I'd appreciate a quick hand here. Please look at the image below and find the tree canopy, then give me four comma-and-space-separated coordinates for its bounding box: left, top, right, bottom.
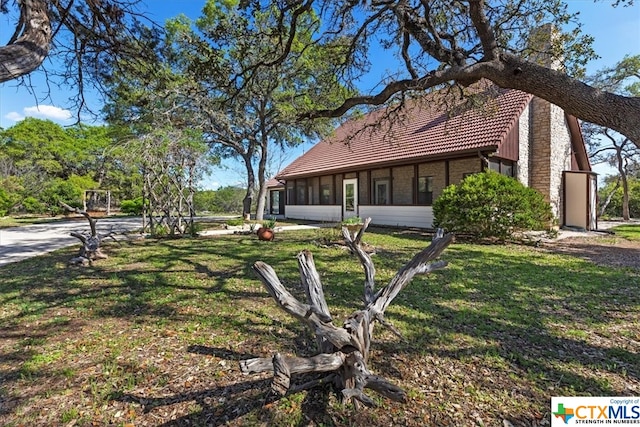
0, 118, 141, 214
220, 0, 640, 145
0, 0, 159, 117
2, 1, 639, 145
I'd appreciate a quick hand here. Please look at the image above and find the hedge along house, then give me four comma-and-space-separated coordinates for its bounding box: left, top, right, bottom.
271, 84, 595, 230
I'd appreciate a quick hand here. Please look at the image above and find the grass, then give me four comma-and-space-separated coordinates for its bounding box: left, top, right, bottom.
0, 215, 60, 228
612, 224, 640, 241
0, 227, 638, 426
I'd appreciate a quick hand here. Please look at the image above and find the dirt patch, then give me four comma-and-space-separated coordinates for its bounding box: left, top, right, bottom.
541, 235, 640, 269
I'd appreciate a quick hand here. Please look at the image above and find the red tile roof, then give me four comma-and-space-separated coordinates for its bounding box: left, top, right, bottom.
266, 178, 284, 188
277, 86, 533, 179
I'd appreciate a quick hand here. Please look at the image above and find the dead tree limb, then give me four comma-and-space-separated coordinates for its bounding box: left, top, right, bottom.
242, 218, 454, 407
60, 202, 109, 265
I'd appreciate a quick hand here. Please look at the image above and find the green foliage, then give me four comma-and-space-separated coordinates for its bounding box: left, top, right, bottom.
433, 171, 553, 240
42, 175, 98, 215
341, 216, 363, 225
599, 178, 640, 218
0, 188, 11, 216
262, 216, 276, 229
21, 197, 45, 214
0, 119, 142, 215
0, 177, 22, 216
195, 187, 246, 214
120, 197, 145, 215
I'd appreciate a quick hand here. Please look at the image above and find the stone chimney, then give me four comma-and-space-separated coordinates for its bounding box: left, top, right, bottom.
526, 24, 572, 220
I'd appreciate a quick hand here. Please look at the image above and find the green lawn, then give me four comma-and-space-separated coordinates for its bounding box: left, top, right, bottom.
612, 223, 640, 241
0, 227, 638, 426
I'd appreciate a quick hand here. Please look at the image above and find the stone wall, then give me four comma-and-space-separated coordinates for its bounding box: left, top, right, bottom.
392, 165, 414, 204
448, 157, 482, 185
528, 97, 573, 219
517, 103, 531, 186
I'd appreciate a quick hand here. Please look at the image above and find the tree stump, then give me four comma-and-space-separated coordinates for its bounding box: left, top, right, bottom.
241, 217, 454, 407
60, 202, 111, 265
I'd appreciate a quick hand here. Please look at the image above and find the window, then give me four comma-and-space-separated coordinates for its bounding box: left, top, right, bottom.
320, 184, 331, 205
374, 179, 389, 205
417, 176, 433, 205
488, 158, 515, 177
270, 191, 280, 214
296, 179, 307, 205
286, 182, 295, 205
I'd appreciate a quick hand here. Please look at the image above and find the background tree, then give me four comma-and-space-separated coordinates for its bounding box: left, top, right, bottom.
584, 55, 640, 220
598, 175, 640, 219
161, 1, 351, 220
0, 118, 141, 214
194, 187, 246, 214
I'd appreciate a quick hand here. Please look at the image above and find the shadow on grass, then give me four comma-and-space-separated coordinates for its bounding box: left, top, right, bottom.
0, 229, 638, 425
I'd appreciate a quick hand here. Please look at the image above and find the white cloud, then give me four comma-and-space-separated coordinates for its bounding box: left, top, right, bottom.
23, 105, 73, 121
4, 111, 24, 122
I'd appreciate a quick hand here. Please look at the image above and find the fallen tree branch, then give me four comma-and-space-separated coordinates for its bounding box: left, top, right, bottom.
60, 201, 107, 265
242, 218, 453, 406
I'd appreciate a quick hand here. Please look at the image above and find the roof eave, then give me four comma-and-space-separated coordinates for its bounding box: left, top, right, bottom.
276, 145, 499, 180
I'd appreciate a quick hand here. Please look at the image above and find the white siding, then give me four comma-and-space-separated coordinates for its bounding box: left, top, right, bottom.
359, 206, 434, 229
285, 205, 342, 222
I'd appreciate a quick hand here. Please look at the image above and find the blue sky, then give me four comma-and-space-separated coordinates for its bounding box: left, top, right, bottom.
1, 1, 639, 187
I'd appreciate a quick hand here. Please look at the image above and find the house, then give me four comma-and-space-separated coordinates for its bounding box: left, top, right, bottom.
269, 84, 597, 230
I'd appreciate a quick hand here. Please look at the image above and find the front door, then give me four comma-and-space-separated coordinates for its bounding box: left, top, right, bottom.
342, 178, 358, 219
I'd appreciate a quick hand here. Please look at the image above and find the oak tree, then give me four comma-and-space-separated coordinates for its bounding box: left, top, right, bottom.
237, 0, 640, 146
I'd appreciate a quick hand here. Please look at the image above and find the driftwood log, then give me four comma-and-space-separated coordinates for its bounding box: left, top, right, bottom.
241, 217, 454, 407
60, 202, 110, 265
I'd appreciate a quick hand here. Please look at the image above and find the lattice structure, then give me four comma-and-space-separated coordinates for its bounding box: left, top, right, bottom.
139, 133, 198, 236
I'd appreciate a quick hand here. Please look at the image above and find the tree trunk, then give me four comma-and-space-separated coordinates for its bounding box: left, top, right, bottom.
599, 178, 620, 218
614, 143, 631, 221
0, 0, 51, 83
486, 54, 640, 147
241, 219, 454, 407
242, 155, 255, 221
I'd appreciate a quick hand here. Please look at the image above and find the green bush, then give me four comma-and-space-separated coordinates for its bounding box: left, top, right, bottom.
225, 218, 245, 227
598, 178, 640, 218
433, 170, 553, 240
120, 197, 145, 215
21, 197, 46, 214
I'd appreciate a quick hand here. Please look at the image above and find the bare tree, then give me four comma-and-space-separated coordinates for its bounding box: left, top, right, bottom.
242, 219, 454, 406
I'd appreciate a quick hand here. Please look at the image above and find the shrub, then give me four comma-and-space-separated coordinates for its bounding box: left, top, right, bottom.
433, 170, 553, 240
21, 197, 46, 214
225, 218, 245, 227
120, 197, 145, 215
